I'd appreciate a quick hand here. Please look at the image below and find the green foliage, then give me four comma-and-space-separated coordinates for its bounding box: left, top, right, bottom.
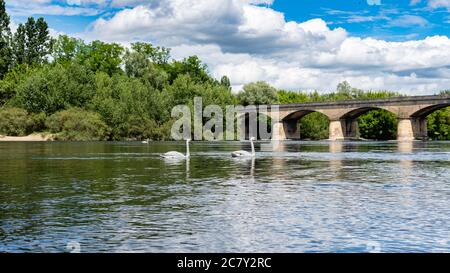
427, 107, 450, 140
278, 90, 311, 103
279, 83, 404, 140
165, 74, 235, 108
12, 24, 26, 65
0, 0, 448, 142
220, 75, 231, 90
0, 0, 12, 79
0, 64, 31, 105
77, 40, 124, 76
15, 63, 95, 114
358, 110, 398, 140
237, 81, 278, 105
12, 17, 53, 67
0, 107, 29, 136
52, 35, 85, 64
123, 43, 169, 90
126, 42, 171, 66
0, 107, 40, 136
300, 113, 329, 140
167, 56, 211, 84
90, 73, 172, 140
46, 108, 109, 141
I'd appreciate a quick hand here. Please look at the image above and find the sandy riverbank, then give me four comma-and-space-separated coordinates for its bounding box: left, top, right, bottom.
0, 134, 53, 142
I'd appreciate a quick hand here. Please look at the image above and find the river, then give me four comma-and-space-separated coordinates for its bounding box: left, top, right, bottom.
0, 141, 449, 252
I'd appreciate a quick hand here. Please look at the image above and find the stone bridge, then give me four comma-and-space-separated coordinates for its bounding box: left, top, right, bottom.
249, 94, 450, 141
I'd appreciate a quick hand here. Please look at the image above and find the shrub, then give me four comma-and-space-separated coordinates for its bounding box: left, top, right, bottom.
0, 107, 30, 136
300, 112, 329, 140
428, 107, 450, 140
15, 63, 95, 114
46, 108, 110, 141
358, 110, 398, 140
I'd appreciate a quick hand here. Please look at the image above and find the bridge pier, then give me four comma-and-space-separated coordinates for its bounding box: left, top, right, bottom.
397, 119, 414, 141
397, 117, 428, 141
256, 95, 449, 142
411, 117, 428, 140
342, 118, 360, 139
329, 120, 345, 141
272, 120, 286, 140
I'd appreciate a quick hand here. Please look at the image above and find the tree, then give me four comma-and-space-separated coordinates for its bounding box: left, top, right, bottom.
15, 63, 95, 114
123, 42, 168, 89
128, 42, 171, 65
300, 113, 329, 140
167, 55, 211, 84
77, 40, 124, 76
0, 65, 31, 105
25, 17, 53, 65
220, 75, 231, 90
46, 108, 110, 141
237, 81, 278, 105
358, 110, 398, 140
12, 24, 26, 65
0, 0, 12, 78
427, 107, 450, 140
12, 17, 53, 66
52, 35, 85, 64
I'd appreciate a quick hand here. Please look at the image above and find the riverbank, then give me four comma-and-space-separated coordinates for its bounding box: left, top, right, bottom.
0, 134, 53, 142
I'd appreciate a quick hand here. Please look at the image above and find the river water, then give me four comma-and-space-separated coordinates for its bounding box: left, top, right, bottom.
0, 141, 449, 253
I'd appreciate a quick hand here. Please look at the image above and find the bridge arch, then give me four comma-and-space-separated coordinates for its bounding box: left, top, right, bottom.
410, 103, 450, 118
339, 106, 397, 120
336, 107, 399, 140
281, 110, 331, 140
406, 103, 450, 140
253, 94, 450, 141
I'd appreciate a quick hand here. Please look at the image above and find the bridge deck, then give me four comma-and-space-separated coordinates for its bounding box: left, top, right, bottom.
256, 94, 450, 110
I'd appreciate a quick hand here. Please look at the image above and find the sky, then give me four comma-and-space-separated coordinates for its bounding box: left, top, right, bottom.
4, 0, 450, 94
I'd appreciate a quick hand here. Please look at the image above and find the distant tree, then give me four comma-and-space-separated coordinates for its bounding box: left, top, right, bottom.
167, 56, 211, 84
300, 113, 329, 140
220, 75, 231, 90
12, 24, 26, 65
77, 40, 124, 76
427, 107, 450, 140
52, 35, 85, 64
128, 42, 171, 65
12, 17, 53, 66
0, 0, 12, 78
237, 81, 278, 105
123, 42, 169, 89
0, 65, 31, 105
15, 63, 95, 114
358, 110, 398, 140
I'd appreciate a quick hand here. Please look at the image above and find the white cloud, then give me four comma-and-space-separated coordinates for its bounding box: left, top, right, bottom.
6, 0, 102, 16
367, 0, 382, 6
9, 0, 450, 95
388, 15, 429, 27
410, 0, 450, 9
428, 0, 450, 9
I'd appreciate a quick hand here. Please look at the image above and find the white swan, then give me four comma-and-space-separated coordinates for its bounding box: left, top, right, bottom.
232, 137, 256, 158
161, 139, 191, 159
142, 138, 150, 144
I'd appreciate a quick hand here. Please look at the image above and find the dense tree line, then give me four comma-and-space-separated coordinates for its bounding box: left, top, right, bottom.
0, 2, 448, 140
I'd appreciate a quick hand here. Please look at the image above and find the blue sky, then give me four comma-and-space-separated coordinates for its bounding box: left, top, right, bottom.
4, 0, 450, 94
7, 0, 450, 40
273, 0, 450, 40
